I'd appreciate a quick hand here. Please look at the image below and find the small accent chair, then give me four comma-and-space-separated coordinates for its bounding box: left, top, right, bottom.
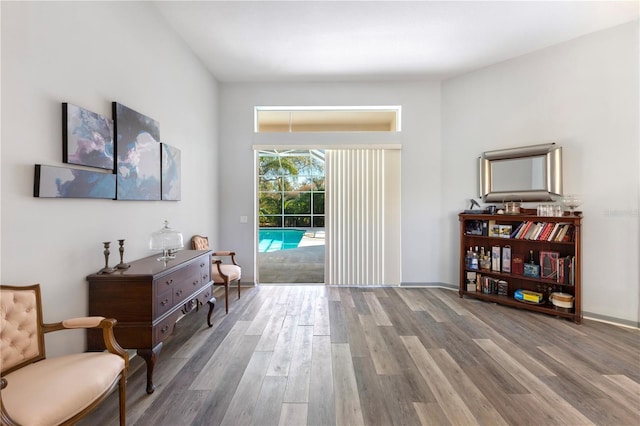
191, 235, 241, 315
0, 284, 129, 426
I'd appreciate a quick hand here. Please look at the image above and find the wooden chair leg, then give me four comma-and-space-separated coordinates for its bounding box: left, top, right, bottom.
118, 374, 127, 426
237, 279, 241, 299
224, 282, 229, 313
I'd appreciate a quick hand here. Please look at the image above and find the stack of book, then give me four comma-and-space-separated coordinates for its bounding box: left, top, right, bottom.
510, 221, 575, 242
476, 274, 509, 295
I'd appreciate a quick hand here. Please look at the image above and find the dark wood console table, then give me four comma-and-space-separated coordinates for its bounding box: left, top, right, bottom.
87, 250, 215, 394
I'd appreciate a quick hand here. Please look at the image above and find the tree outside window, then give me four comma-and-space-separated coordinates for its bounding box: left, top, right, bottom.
258, 150, 324, 229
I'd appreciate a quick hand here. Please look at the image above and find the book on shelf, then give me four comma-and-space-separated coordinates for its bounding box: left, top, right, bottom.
539, 223, 555, 240
517, 222, 529, 239
532, 223, 545, 240
547, 223, 561, 241
563, 226, 575, 242
553, 255, 576, 284
553, 224, 575, 242
512, 254, 525, 275
476, 274, 503, 295
497, 280, 509, 296
524, 222, 539, 240
510, 222, 525, 238
509, 221, 576, 242
566, 255, 576, 285
556, 225, 568, 241
570, 256, 575, 285
514, 221, 532, 239
536, 223, 547, 240
527, 222, 546, 240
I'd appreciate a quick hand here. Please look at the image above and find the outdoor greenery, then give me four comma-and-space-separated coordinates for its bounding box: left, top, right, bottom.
258, 151, 325, 228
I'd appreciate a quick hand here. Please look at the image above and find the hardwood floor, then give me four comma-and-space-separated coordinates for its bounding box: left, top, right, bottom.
81, 285, 640, 426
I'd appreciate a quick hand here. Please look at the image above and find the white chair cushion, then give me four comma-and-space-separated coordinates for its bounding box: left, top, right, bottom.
212, 264, 241, 283
2, 352, 125, 426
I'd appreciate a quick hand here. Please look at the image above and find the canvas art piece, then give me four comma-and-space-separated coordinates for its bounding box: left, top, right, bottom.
34, 164, 116, 199
113, 102, 161, 200
62, 103, 114, 170
161, 143, 181, 201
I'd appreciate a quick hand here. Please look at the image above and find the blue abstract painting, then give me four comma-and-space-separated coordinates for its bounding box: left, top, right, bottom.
62, 103, 114, 170
161, 143, 181, 201
113, 102, 161, 200
34, 165, 116, 199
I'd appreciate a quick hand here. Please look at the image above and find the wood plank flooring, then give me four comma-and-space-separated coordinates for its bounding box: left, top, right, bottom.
80, 285, 640, 426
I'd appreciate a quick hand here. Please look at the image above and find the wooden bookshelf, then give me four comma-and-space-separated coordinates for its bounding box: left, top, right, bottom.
459, 211, 582, 323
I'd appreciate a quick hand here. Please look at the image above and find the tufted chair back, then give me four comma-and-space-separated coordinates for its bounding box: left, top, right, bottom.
1, 284, 129, 425
192, 235, 210, 250
0, 285, 45, 375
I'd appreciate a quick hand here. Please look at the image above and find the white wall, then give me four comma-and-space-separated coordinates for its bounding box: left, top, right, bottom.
442, 21, 639, 325
218, 81, 443, 285
1, 1, 220, 355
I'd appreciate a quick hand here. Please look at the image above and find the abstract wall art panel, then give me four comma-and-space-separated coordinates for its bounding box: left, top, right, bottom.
113, 102, 161, 200
161, 143, 181, 201
62, 103, 115, 170
34, 164, 116, 199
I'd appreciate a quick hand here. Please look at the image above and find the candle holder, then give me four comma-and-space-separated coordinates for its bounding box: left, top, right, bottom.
97, 241, 116, 274
116, 239, 131, 269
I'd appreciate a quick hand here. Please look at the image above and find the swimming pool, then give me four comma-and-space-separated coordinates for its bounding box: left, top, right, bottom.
259, 228, 305, 252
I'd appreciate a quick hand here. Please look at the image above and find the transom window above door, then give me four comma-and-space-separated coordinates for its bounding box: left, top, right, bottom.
254, 106, 401, 132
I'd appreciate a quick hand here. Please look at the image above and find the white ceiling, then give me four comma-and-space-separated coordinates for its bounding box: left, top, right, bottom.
154, 1, 639, 83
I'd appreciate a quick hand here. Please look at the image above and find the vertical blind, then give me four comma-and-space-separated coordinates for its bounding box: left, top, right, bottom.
325, 148, 401, 285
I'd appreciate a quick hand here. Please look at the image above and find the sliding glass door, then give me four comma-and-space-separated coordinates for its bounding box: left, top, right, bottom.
256, 147, 401, 286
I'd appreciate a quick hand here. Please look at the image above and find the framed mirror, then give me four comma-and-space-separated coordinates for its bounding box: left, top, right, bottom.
479, 143, 562, 202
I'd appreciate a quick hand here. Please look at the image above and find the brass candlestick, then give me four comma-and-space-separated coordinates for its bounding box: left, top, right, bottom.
98, 241, 116, 274
116, 239, 131, 269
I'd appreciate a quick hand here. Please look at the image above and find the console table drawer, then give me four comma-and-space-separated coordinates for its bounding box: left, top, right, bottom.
173, 270, 201, 305
198, 259, 210, 283
156, 289, 173, 317
155, 310, 181, 343
155, 262, 198, 291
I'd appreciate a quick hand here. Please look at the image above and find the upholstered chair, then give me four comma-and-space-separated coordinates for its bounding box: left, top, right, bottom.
191, 235, 242, 315
1, 284, 128, 426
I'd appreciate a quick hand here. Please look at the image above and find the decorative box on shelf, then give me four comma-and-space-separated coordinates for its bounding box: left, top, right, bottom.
514, 289, 543, 304
523, 263, 540, 278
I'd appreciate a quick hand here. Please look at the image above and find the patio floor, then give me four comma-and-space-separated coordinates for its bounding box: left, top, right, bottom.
258, 234, 325, 283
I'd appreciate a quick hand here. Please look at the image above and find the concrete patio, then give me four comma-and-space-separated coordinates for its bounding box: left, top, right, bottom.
258, 234, 325, 283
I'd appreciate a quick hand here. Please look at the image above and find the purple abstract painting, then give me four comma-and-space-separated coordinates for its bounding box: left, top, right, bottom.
62, 103, 114, 170
34, 164, 116, 199
113, 102, 161, 200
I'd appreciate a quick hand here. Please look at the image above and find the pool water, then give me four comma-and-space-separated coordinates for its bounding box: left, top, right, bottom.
259, 228, 305, 252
